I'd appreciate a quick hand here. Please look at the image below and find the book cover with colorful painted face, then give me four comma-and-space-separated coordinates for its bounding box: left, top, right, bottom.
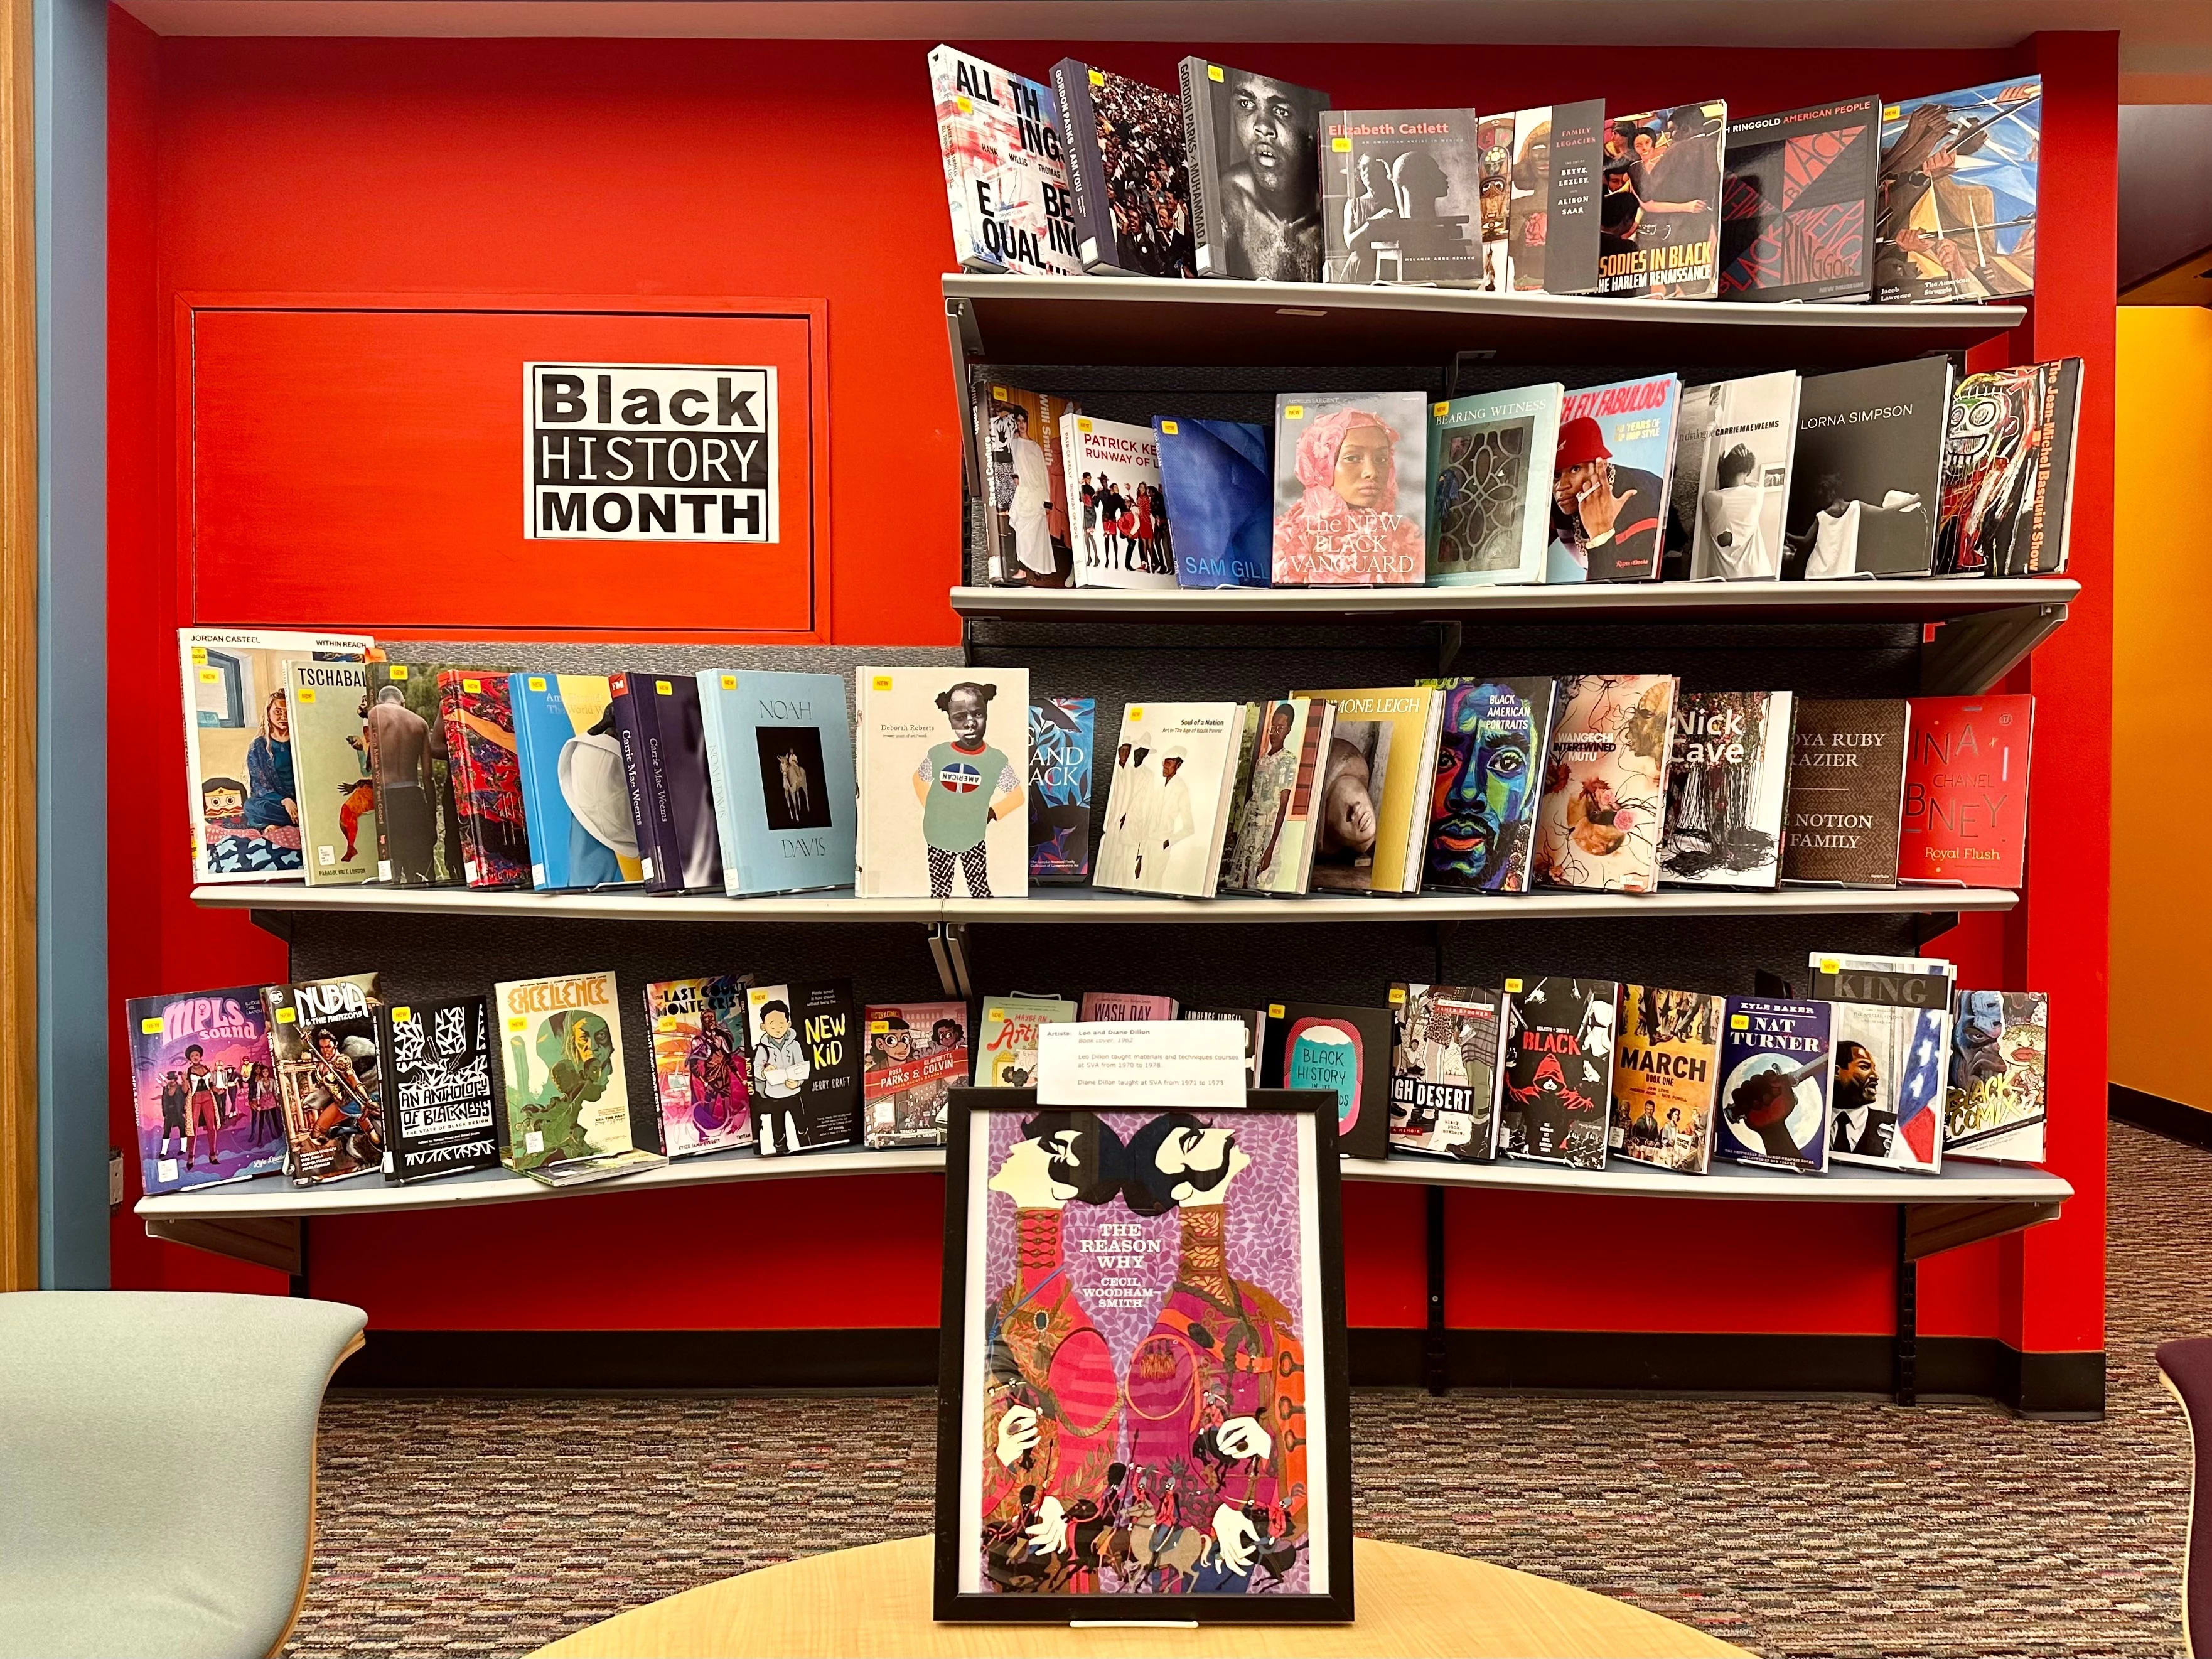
863, 1001, 970, 1149
495, 970, 634, 1173
1946, 989, 2048, 1163
1609, 985, 1723, 1174
1532, 674, 1678, 894
645, 975, 753, 1158
1421, 677, 1555, 894
286, 660, 378, 888
127, 986, 286, 1196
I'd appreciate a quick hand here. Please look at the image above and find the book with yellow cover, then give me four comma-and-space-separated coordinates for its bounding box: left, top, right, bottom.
1287, 685, 1443, 893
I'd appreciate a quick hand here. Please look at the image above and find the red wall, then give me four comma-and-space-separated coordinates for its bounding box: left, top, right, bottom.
107, 22, 2113, 1354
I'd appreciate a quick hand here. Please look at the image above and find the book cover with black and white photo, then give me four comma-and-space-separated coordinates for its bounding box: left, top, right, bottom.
1093, 701, 1244, 898
1659, 690, 1796, 890
1320, 108, 1485, 287
1666, 372, 1801, 581
1784, 358, 1951, 579
1051, 59, 1196, 278
1179, 56, 1329, 283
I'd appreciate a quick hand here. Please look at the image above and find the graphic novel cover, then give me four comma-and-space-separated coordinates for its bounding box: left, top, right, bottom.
747, 980, 862, 1157
1781, 698, 1910, 887
286, 660, 377, 889
1828, 997, 1949, 1174
1547, 376, 1681, 583
1946, 989, 2048, 1164
1388, 982, 1501, 1162
1271, 392, 1429, 588
1714, 996, 1832, 1173
1262, 1002, 1392, 1160
1497, 976, 1617, 1169
377, 996, 499, 1183
127, 985, 286, 1196
1179, 56, 1329, 282
1418, 676, 1557, 895
1221, 698, 1332, 897
1935, 358, 2081, 578
439, 669, 530, 890
864, 1001, 969, 1149
1080, 992, 1180, 1022
495, 969, 663, 1188
699, 669, 856, 898
1877, 78, 2041, 304
1719, 95, 1882, 303
265, 972, 384, 1188
1481, 102, 1604, 294
1609, 985, 1722, 1174
1093, 702, 1243, 899
1428, 384, 1562, 586
1320, 107, 1485, 287
1289, 685, 1441, 895
1667, 372, 1801, 581
975, 995, 1077, 1088
180, 628, 372, 883
509, 673, 645, 892
1065, 416, 1176, 591
624, 671, 723, 894
1659, 690, 1796, 890
1784, 359, 1950, 579
1029, 697, 1095, 884
1154, 417, 1271, 589
366, 657, 480, 888
1599, 101, 1727, 299
856, 667, 1030, 900
1051, 60, 1195, 278
928, 45, 1081, 277
981, 385, 1078, 587
645, 975, 753, 1158
1900, 695, 2034, 889
1183, 1007, 1267, 1086
1532, 674, 1678, 894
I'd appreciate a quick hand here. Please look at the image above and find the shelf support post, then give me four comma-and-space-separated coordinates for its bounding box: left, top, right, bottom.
1424, 1184, 1449, 1397
1894, 1205, 1917, 1407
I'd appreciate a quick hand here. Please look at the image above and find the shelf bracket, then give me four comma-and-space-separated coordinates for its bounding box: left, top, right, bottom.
930, 923, 975, 1001
948, 298, 983, 498
1432, 620, 1464, 676
1918, 601, 2068, 696
245, 907, 293, 943
1903, 1198, 2064, 1262
144, 1213, 302, 1276
1912, 910, 1961, 948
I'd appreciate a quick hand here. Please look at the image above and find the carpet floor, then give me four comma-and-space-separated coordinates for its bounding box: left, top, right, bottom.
287, 1122, 2194, 1656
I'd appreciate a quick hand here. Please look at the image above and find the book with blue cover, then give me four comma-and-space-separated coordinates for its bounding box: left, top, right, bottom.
509, 672, 645, 893
1715, 996, 1833, 1174
1154, 416, 1271, 588
699, 669, 856, 897
1028, 697, 1094, 884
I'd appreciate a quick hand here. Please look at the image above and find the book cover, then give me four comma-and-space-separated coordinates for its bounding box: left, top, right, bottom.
1289, 685, 1441, 894
1221, 697, 1333, 896
1947, 989, 2048, 1163
608, 673, 676, 893
1936, 359, 2077, 578
632, 672, 724, 894
377, 996, 500, 1183
1050, 60, 1195, 278
855, 667, 1029, 899
1262, 1001, 1393, 1160
494, 969, 662, 1186
1428, 384, 1563, 586
974, 994, 1076, 1088
1610, 985, 1723, 1174
180, 628, 373, 883
265, 972, 384, 1187
1418, 676, 1557, 894
366, 657, 480, 888
1876, 78, 2041, 304
1092, 701, 1243, 898
1533, 674, 1678, 894
1320, 107, 1485, 287
747, 980, 862, 1157
1659, 690, 1796, 890
1028, 697, 1095, 884
863, 1001, 970, 1149
127, 985, 286, 1196
1497, 976, 1618, 1169
2024, 357, 2083, 576
1179, 56, 1329, 282
699, 670, 856, 898
1484, 102, 1604, 295
286, 660, 377, 889
1079, 991, 1180, 1021
1828, 999, 1949, 1174
1064, 415, 1176, 590
644, 975, 753, 1157
1808, 950, 1958, 1009
927, 45, 1081, 277
1781, 698, 1910, 887
1599, 101, 1728, 299
439, 670, 530, 891
1719, 95, 1882, 303
1666, 371, 1801, 581
1714, 996, 1832, 1173
1547, 376, 1681, 583
1182, 1006, 1267, 1085
1784, 359, 1950, 579
1901, 695, 2034, 888
1272, 392, 1429, 587
1154, 416, 1271, 589
509, 673, 645, 892
1389, 982, 1501, 1162
980, 385, 1078, 587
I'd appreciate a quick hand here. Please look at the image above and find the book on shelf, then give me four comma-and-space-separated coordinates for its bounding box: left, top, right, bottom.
855, 667, 1029, 901
1427, 384, 1562, 587
1389, 982, 1503, 1162
366, 657, 481, 889
1482, 102, 1604, 295
1876, 77, 2041, 304
1810, 952, 1955, 1174
1063, 416, 1176, 592
699, 669, 856, 898
1714, 996, 1832, 1174
1028, 697, 1095, 885
974, 994, 1077, 1088
1547, 375, 1680, 584
611, 671, 723, 895
1220, 697, 1333, 897
1079, 991, 1180, 1021
978, 384, 1080, 588
1658, 690, 1796, 891
1532, 674, 1679, 895
1718, 95, 1882, 304
1417, 677, 1557, 895
1319, 107, 1486, 287
1935, 357, 2081, 578
265, 972, 385, 1188
1154, 417, 1271, 589
747, 980, 862, 1157
926, 45, 1081, 277
645, 975, 754, 1158
1093, 701, 1243, 899
1182, 1006, 1267, 1085
1050, 59, 1196, 279
1609, 985, 1724, 1174
1497, 976, 1618, 1169
862, 1000, 969, 1149
1899, 695, 2033, 889
509, 673, 645, 893
377, 995, 501, 1183
1272, 392, 1429, 588
494, 969, 665, 1188
1780, 698, 1909, 888
1287, 684, 1442, 896
1946, 989, 2048, 1164
1178, 56, 1329, 283
439, 670, 531, 891
286, 660, 377, 889
127, 984, 288, 1196
1783, 358, 1950, 580
1665, 370, 1801, 582
1262, 1001, 1392, 1160
1598, 101, 1728, 301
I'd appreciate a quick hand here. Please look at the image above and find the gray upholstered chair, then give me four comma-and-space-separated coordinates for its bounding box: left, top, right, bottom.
0, 1290, 367, 1659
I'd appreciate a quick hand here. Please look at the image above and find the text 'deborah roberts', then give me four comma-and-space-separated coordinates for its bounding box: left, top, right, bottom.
525, 363, 779, 542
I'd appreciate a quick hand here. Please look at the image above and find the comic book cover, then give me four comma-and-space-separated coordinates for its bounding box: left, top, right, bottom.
127, 985, 286, 1196
1665, 371, 1800, 581
366, 657, 484, 888
1783, 359, 1950, 579
644, 975, 753, 1158
980, 385, 1078, 587
1599, 101, 1728, 299
1947, 989, 2048, 1163
1719, 95, 1882, 304
1154, 417, 1271, 589
747, 980, 862, 1157
1497, 976, 1618, 1169
494, 969, 664, 1187
1092, 702, 1243, 899
286, 660, 377, 889
376, 996, 499, 1183
1288, 686, 1442, 894
856, 667, 1030, 900
1532, 674, 1678, 894
1182, 1006, 1267, 1086
1051, 60, 1195, 278
1418, 677, 1557, 894
1935, 359, 2080, 578
1221, 697, 1333, 897
1609, 985, 1723, 1174
509, 672, 645, 892
1547, 376, 1680, 583
1262, 1001, 1393, 1160
438, 669, 530, 890
1660, 690, 1796, 890
180, 628, 373, 883
1828, 998, 1950, 1174
1271, 392, 1429, 587
1714, 996, 1832, 1173
1320, 107, 1485, 287
699, 668, 856, 898
1179, 56, 1329, 282
863, 1001, 970, 1149
974, 994, 1076, 1088
1900, 695, 2034, 889
1388, 982, 1501, 1162
264, 972, 384, 1188
1428, 384, 1562, 586
1029, 697, 1095, 884
1876, 78, 2041, 304
928, 45, 1081, 277
1781, 698, 1911, 887
1482, 101, 1604, 294
1064, 416, 1176, 591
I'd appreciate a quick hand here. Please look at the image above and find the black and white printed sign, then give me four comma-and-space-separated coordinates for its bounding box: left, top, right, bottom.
525, 363, 778, 542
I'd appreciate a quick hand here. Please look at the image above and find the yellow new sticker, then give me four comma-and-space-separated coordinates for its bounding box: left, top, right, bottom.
656, 680, 673, 695
1731, 1013, 1749, 1029
722, 674, 739, 690
1208, 64, 1223, 80
508, 1016, 528, 1032
1331, 136, 1351, 151
390, 665, 409, 680
1159, 419, 1178, 435
296, 687, 316, 704
276, 1007, 297, 1024
1089, 68, 1105, 85
199, 668, 221, 683
1432, 401, 1449, 416
868, 1019, 890, 1034
992, 385, 1009, 399
1268, 1003, 1286, 1019
528, 676, 547, 692
140, 1016, 164, 1034
1388, 987, 1406, 1004
956, 95, 972, 114
1078, 418, 1093, 432
986, 1007, 1004, 1021
391, 1006, 411, 1023
1284, 404, 1304, 419
1819, 958, 1840, 974
462, 677, 481, 692
872, 675, 893, 692
1505, 978, 1523, 992
1128, 706, 1143, 721
191, 647, 208, 663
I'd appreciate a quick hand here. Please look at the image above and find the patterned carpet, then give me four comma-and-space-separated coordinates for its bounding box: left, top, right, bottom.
287, 1122, 2197, 1656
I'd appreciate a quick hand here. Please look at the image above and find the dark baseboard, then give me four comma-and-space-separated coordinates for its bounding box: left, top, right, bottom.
2111, 1082, 2212, 1150
335, 1326, 2104, 1416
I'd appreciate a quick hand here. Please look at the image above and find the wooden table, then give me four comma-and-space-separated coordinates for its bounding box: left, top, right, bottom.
533, 1535, 1748, 1658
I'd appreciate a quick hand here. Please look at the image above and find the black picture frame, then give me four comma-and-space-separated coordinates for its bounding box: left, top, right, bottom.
932, 1087, 1353, 1624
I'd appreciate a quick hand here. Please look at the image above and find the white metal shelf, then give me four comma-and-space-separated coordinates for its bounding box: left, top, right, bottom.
191, 883, 939, 923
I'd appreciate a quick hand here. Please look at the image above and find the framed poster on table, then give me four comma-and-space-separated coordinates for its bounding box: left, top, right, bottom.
933, 1087, 1353, 1624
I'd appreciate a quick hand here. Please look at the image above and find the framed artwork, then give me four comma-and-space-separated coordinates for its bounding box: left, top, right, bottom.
933, 1088, 1353, 1623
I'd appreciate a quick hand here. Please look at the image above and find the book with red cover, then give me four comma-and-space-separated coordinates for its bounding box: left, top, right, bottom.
1899, 695, 2034, 888
438, 670, 530, 890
